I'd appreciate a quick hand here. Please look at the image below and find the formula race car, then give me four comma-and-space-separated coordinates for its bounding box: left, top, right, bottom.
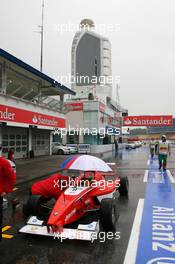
20, 156, 129, 241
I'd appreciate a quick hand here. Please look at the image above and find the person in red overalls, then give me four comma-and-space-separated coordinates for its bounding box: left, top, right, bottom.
8, 148, 15, 162
0, 148, 16, 241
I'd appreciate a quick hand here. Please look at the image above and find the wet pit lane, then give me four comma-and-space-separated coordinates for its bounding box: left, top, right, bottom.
1, 146, 174, 264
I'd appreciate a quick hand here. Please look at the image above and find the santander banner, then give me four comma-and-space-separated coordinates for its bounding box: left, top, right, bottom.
65, 102, 83, 111
0, 104, 65, 128
123, 115, 173, 127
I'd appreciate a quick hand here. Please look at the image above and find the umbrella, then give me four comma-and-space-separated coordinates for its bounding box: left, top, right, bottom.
60, 155, 112, 172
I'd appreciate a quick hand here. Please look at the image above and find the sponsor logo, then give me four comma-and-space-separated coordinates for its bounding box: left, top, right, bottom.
0, 107, 15, 121
152, 206, 175, 253
65, 186, 88, 195
36, 115, 58, 126
32, 115, 58, 126
124, 118, 132, 125
31, 226, 38, 231
147, 257, 175, 264
65, 208, 76, 222
0, 104, 65, 128
65, 102, 83, 111
123, 115, 173, 127
32, 116, 38, 124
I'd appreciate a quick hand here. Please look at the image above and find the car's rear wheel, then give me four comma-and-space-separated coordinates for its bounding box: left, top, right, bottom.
118, 176, 129, 196
57, 149, 64, 155
23, 195, 51, 221
100, 198, 118, 231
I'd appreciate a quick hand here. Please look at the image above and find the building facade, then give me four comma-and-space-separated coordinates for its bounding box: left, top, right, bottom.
0, 49, 75, 158
64, 19, 128, 152
71, 19, 112, 103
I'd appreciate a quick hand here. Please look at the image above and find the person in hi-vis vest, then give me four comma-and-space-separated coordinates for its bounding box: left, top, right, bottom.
158, 135, 171, 171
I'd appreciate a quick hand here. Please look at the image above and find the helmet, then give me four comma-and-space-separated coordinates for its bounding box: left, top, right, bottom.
85, 171, 94, 179
161, 135, 166, 139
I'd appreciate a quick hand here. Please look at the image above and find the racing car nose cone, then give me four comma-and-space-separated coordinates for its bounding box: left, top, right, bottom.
53, 212, 59, 216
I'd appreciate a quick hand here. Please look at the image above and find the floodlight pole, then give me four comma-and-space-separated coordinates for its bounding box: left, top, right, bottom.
40, 0, 44, 72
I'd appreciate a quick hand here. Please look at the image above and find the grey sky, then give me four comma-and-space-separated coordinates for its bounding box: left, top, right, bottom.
0, 0, 175, 115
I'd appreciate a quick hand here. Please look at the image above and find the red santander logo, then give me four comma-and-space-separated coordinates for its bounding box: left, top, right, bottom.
123, 115, 173, 127
32, 116, 38, 124
0, 104, 65, 128
0, 107, 16, 121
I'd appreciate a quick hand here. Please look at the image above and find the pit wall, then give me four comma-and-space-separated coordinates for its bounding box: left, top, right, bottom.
90, 143, 125, 155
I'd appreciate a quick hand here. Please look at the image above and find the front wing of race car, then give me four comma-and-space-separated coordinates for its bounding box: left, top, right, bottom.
19, 216, 100, 242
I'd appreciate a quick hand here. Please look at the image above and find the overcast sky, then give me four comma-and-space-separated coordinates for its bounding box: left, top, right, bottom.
0, 0, 175, 115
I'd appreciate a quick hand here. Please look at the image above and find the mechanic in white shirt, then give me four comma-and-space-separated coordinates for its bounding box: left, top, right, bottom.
158, 135, 171, 171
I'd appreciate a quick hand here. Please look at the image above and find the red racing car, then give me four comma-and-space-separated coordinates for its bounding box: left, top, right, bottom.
21, 163, 129, 241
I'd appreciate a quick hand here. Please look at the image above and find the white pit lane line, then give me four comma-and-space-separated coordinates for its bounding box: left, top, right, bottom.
143, 170, 148, 183
123, 199, 144, 264
167, 169, 175, 183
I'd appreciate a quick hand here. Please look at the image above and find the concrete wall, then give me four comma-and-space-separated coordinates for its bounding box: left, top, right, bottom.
90, 144, 113, 154
90, 143, 125, 155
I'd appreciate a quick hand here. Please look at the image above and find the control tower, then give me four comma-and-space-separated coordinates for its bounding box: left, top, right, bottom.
71, 19, 112, 103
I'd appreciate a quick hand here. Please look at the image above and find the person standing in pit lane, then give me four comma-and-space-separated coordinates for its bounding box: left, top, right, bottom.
158, 135, 171, 171
154, 140, 159, 155
149, 138, 155, 158
114, 138, 119, 153
0, 145, 16, 241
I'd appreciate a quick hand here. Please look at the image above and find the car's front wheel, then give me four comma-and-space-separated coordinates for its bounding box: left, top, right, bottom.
23, 195, 51, 221
118, 176, 129, 196
100, 198, 118, 231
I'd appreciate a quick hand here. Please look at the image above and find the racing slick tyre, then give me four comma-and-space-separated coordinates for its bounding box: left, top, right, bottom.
23, 195, 50, 221
57, 149, 64, 155
118, 176, 129, 196
100, 198, 117, 231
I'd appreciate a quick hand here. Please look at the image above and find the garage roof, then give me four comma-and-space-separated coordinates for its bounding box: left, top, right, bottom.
0, 48, 75, 96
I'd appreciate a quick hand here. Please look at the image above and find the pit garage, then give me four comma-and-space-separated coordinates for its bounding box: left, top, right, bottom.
31, 128, 50, 157
0, 48, 75, 159
1, 126, 28, 159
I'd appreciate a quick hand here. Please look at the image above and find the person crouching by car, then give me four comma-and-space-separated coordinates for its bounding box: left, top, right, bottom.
0, 146, 16, 241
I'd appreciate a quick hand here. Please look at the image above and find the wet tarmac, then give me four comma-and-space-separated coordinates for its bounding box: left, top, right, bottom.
0, 146, 175, 264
